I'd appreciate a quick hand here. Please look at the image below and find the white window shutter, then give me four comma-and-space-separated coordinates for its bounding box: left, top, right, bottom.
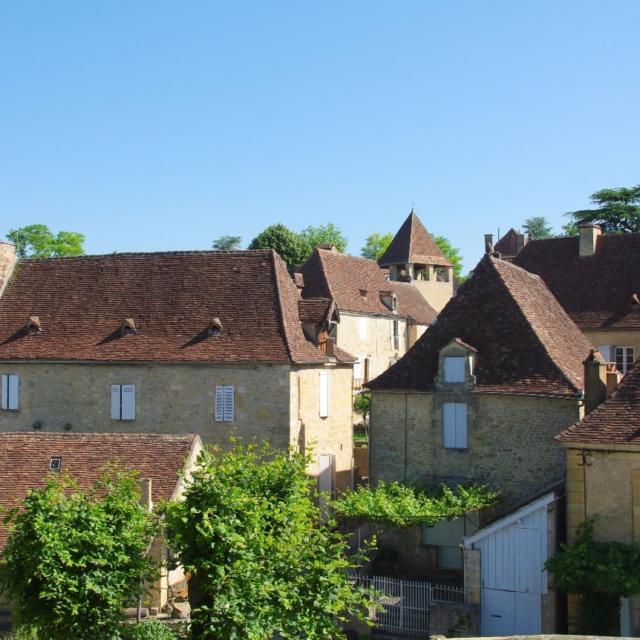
319, 371, 329, 418
358, 317, 368, 340
1, 375, 8, 410
354, 359, 363, 380
223, 385, 235, 422
444, 357, 465, 383
443, 403, 456, 448
111, 385, 121, 420
121, 385, 136, 420
598, 345, 611, 362
215, 385, 224, 422
7, 375, 19, 410
455, 403, 468, 448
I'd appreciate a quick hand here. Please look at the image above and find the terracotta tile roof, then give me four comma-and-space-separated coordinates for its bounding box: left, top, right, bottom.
367, 255, 592, 396
298, 249, 437, 325
0, 432, 198, 549
378, 211, 451, 268
494, 228, 526, 258
557, 362, 640, 444
513, 233, 640, 330
298, 298, 336, 324
0, 250, 328, 364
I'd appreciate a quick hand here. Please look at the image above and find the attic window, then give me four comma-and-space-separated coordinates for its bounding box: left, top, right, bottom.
359, 289, 368, 298
121, 318, 137, 336
27, 316, 42, 333
208, 317, 223, 337
49, 457, 61, 472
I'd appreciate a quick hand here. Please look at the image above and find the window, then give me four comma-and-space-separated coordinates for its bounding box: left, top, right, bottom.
616, 347, 634, 374
444, 356, 465, 383
319, 371, 329, 418
421, 514, 478, 570
443, 402, 467, 449
1, 374, 19, 411
358, 317, 368, 341
435, 267, 450, 282
49, 457, 62, 472
353, 358, 363, 381
111, 384, 136, 421
391, 320, 400, 350
215, 385, 235, 422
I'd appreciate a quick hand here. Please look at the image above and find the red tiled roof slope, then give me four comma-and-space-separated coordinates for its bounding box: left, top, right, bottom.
298, 298, 335, 324
298, 249, 437, 325
513, 234, 640, 330
0, 432, 198, 548
0, 250, 328, 364
378, 211, 451, 268
367, 255, 592, 396
557, 362, 640, 444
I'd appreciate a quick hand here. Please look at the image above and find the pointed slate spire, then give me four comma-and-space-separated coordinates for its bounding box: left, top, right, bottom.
378, 210, 451, 268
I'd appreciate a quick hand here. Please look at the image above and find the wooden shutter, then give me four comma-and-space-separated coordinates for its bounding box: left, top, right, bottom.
1, 375, 8, 410
111, 385, 122, 420
215, 385, 224, 422
121, 385, 136, 420
443, 403, 456, 448
319, 371, 329, 418
444, 357, 465, 383
455, 403, 468, 448
7, 375, 19, 410
223, 385, 234, 422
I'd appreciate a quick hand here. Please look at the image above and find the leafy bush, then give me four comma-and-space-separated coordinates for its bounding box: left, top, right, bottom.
165, 443, 371, 640
0, 467, 158, 640
120, 619, 178, 640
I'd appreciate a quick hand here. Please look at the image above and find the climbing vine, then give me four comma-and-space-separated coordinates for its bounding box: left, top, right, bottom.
545, 518, 640, 634
333, 481, 498, 527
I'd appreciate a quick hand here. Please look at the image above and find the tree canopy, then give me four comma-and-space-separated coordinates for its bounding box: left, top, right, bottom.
300, 223, 348, 256
564, 184, 640, 233
164, 443, 370, 640
360, 232, 393, 260
0, 467, 156, 640
433, 235, 464, 280
523, 216, 553, 240
6, 224, 85, 259
212, 235, 242, 250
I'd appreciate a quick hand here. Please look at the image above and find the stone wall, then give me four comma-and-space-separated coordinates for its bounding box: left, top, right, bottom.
370, 391, 580, 512
293, 365, 354, 491
336, 313, 407, 385
413, 272, 454, 313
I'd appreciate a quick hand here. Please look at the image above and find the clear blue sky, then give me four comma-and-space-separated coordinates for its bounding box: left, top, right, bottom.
2, 1, 639, 272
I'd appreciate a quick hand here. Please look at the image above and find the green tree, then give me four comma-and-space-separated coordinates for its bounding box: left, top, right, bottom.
523, 216, 553, 240
433, 235, 464, 280
0, 468, 157, 640
7, 224, 85, 259
212, 235, 242, 250
164, 443, 370, 640
300, 223, 348, 256
565, 184, 640, 233
248, 223, 307, 269
353, 393, 371, 427
361, 232, 393, 260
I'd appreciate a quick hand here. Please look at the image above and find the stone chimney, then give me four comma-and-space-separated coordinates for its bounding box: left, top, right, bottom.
0, 242, 17, 297
139, 478, 153, 512
515, 232, 527, 254
579, 224, 602, 258
583, 350, 607, 415
484, 234, 494, 255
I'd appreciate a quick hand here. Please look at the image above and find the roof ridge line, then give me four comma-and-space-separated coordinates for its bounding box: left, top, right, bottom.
490, 256, 582, 396
269, 250, 295, 362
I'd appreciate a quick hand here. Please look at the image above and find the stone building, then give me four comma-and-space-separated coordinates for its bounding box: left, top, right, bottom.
498, 224, 640, 376
0, 245, 354, 491
0, 432, 202, 616
556, 354, 640, 634
366, 254, 594, 634
491, 227, 527, 260
297, 210, 441, 388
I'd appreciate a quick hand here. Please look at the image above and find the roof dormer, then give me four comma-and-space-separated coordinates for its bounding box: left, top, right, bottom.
435, 338, 477, 389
